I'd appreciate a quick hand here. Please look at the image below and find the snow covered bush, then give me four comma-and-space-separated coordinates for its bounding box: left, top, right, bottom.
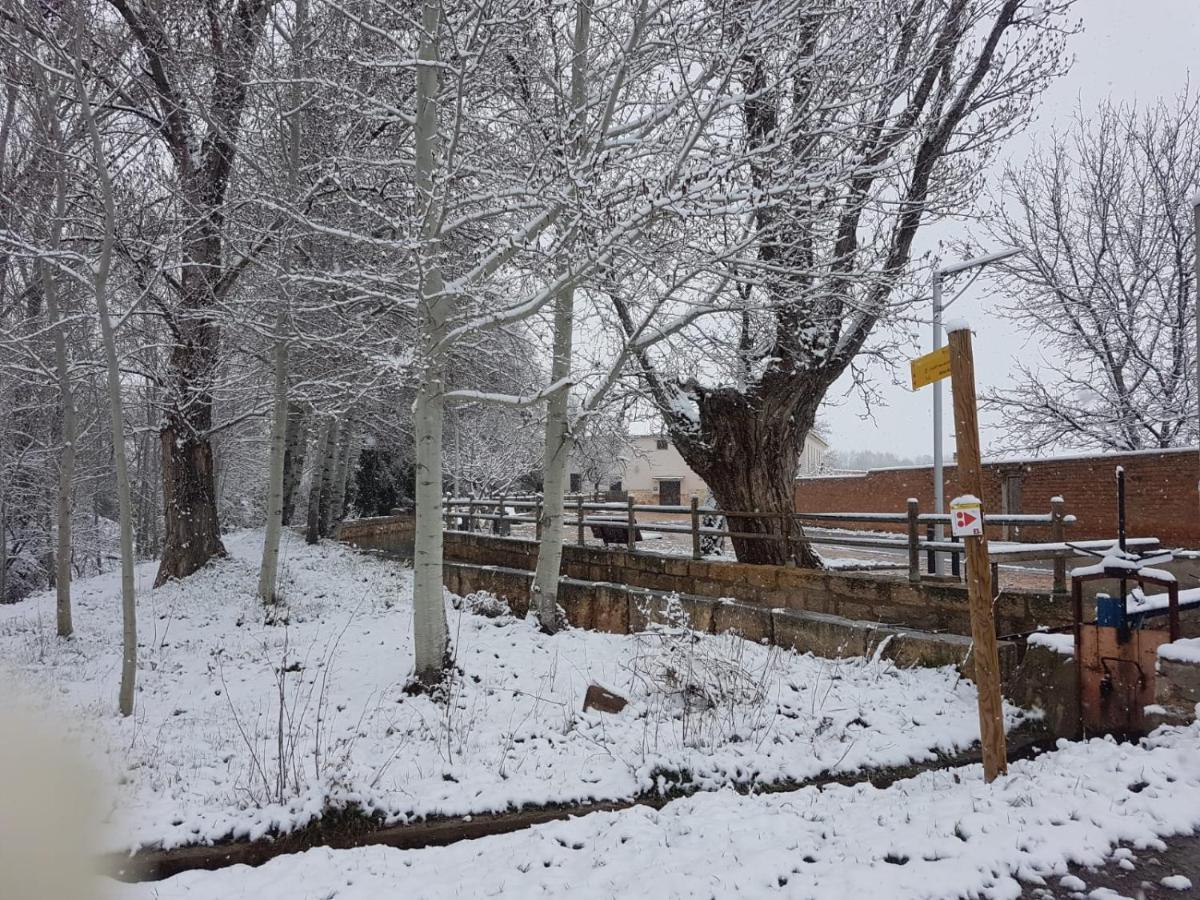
626, 595, 780, 751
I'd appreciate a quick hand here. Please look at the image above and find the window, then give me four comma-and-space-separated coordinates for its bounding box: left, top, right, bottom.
569, 473, 581, 493
656, 439, 669, 450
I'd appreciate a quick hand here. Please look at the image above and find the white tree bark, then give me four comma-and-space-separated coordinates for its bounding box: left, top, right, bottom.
31, 65, 76, 638
258, 0, 305, 607
531, 0, 591, 632
257, 316, 290, 604
411, 0, 449, 686
71, 18, 134, 714
306, 416, 337, 543
330, 421, 355, 525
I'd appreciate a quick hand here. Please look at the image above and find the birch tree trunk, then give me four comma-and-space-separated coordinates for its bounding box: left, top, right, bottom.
317, 417, 342, 538
531, 285, 575, 632
281, 403, 307, 525
258, 0, 305, 606
330, 422, 355, 525
257, 316, 289, 604
531, 0, 590, 632
305, 417, 336, 544
32, 66, 76, 638
72, 22, 135, 714
410, 0, 449, 687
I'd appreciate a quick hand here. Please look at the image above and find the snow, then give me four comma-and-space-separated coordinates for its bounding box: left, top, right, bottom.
1162, 874, 1194, 891
108, 722, 1200, 900
1127, 587, 1200, 618
1159, 637, 1200, 665
944, 317, 971, 333
1028, 631, 1074, 656
0, 531, 1034, 854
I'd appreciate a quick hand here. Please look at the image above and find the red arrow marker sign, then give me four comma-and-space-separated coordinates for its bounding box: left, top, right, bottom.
949, 497, 984, 537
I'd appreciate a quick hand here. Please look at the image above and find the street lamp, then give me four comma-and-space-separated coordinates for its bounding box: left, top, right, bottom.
931, 247, 1022, 575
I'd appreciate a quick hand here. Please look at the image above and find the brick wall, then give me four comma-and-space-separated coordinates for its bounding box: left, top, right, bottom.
795, 447, 1199, 546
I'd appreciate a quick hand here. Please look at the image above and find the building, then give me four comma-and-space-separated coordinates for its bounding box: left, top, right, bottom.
570, 431, 829, 505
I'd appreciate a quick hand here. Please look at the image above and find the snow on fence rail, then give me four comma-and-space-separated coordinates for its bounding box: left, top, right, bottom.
440, 495, 1099, 593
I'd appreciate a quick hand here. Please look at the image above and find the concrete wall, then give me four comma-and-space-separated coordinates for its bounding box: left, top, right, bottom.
794, 447, 1199, 546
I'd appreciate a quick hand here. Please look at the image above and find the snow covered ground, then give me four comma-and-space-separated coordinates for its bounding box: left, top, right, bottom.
0, 531, 1035, 854
110, 723, 1200, 899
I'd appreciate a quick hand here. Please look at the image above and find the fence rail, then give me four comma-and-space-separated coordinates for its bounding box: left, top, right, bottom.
440, 494, 1114, 594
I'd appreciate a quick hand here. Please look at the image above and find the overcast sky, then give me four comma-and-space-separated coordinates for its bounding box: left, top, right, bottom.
820, 0, 1200, 462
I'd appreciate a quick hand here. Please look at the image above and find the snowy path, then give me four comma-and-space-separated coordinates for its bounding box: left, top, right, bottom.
0, 531, 1037, 854
109, 723, 1200, 899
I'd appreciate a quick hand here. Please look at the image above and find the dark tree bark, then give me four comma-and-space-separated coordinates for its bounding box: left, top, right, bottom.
280, 403, 307, 526
107, 0, 274, 585
679, 383, 824, 568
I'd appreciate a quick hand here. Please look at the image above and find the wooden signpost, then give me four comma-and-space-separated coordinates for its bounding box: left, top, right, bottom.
911, 324, 1008, 782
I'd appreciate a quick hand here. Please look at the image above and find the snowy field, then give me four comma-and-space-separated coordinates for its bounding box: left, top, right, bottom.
0, 531, 1036, 854
109, 723, 1200, 899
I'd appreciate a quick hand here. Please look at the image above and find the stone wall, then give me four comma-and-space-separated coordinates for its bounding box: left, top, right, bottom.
444, 561, 1012, 677
440, 529, 1070, 636
335, 515, 415, 558
795, 447, 1199, 546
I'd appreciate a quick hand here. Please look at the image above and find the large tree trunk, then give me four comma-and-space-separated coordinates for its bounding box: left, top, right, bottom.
676, 385, 822, 569
154, 234, 227, 585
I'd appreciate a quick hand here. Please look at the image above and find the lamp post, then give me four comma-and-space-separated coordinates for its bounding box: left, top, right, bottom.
931, 247, 1022, 574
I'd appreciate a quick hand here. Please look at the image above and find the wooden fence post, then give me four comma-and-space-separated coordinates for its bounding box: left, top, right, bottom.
535, 499, 543, 540
444, 493, 452, 531
467, 494, 475, 533
948, 323, 1007, 783
497, 494, 506, 536
577, 495, 585, 546
691, 496, 701, 560
907, 498, 920, 583
626, 495, 636, 552
1050, 496, 1067, 595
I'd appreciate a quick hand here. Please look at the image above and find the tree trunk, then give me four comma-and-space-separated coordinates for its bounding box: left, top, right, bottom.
531, 284, 575, 632
72, 24, 136, 714
530, 0, 589, 633
157, 412, 225, 584
412, 369, 448, 683
317, 416, 342, 538
410, 0, 449, 687
257, 312, 290, 605
330, 422, 355, 525
41, 263, 75, 637
675, 386, 822, 568
280, 403, 306, 525
306, 416, 336, 544
32, 64, 75, 635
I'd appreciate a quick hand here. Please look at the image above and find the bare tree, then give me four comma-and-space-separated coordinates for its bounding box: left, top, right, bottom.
979, 90, 1199, 452
611, 0, 1075, 566
105, 0, 276, 585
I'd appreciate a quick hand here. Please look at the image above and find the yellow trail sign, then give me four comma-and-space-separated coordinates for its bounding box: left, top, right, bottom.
910, 345, 951, 389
